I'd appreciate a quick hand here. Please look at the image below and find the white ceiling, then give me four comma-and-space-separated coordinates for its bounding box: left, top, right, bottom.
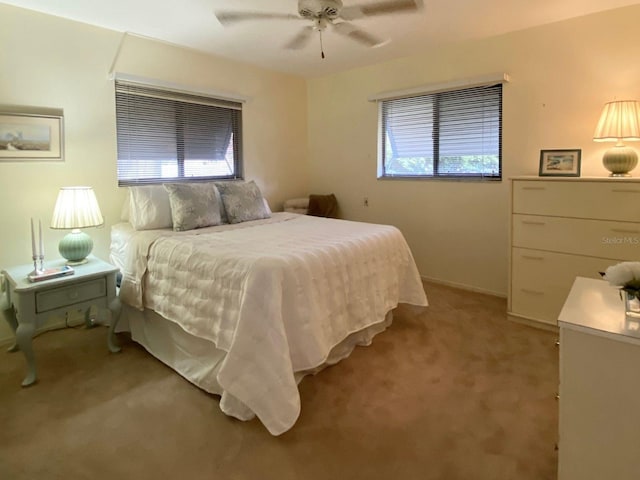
3, 0, 639, 78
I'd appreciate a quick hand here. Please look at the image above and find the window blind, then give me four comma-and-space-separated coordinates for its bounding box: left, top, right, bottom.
115, 80, 243, 186
381, 84, 502, 179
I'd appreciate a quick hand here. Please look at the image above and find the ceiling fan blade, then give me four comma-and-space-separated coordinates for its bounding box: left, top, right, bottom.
284, 26, 315, 50
332, 22, 387, 48
340, 0, 423, 21
215, 11, 302, 26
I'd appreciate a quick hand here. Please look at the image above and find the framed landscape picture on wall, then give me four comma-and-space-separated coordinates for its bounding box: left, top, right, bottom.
539, 149, 581, 177
0, 112, 64, 161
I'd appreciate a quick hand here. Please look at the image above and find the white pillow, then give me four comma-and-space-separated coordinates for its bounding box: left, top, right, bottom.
128, 185, 173, 230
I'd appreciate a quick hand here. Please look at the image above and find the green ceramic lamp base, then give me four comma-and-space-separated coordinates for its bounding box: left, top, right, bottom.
58, 229, 93, 264
603, 145, 638, 177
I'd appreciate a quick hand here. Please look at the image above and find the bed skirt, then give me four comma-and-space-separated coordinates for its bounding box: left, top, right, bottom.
116, 305, 394, 424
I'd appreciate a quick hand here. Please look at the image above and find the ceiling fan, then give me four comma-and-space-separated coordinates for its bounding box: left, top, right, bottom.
214, 0, 424, 58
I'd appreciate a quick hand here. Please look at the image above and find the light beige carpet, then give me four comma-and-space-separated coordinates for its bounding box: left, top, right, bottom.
0, 282, 558, 480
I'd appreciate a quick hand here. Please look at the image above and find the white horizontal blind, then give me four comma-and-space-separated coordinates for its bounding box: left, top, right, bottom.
381, 84, 502, 179
115, 81, 243, 185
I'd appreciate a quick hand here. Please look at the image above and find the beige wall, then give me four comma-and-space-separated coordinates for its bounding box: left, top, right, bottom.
307, 5, 640, 297
0, 4, 309, 343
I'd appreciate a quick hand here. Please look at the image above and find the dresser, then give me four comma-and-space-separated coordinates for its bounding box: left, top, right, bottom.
509, 177, 640, 327
558, 276, 640, 480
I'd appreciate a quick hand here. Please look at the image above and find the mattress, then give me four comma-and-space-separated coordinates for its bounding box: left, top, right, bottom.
112, 212, 428, 435
109, 221, 135, 274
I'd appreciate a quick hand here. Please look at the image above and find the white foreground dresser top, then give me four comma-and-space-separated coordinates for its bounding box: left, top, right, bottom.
558, 277, 640, 346
511, 176, 640, 183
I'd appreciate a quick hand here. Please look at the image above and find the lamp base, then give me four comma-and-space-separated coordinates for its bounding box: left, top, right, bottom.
603, 145, 638, 177
58, 229, 93, 264
66, 258, 89, 266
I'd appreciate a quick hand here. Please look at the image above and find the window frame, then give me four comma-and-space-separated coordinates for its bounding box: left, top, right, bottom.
114, 79, 244, 187
376, 81, 504, 182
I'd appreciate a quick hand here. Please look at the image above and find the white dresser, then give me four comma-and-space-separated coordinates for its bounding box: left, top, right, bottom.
558, 276, 640, 480
509, 177, 640, 327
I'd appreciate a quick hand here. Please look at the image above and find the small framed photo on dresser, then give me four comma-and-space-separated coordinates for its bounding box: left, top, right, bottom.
539, 149, 581, 177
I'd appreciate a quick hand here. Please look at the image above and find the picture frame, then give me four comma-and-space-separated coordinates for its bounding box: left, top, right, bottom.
539, 149, 581, 177
0, 112, 64, 161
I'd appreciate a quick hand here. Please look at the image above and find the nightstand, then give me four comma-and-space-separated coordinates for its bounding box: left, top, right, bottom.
2, 256, 120, 386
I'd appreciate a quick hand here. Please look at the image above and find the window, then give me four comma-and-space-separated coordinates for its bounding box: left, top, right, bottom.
115, 80, 242, 186
379, 83, 502, 180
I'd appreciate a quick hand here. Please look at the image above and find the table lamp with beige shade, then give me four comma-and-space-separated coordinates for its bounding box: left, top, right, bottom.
50, 186, 104, 264
593, 100, 640, 177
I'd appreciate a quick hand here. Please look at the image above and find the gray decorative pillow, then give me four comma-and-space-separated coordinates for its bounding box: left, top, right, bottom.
163, 183, 222, 231
216, 181, 270, 224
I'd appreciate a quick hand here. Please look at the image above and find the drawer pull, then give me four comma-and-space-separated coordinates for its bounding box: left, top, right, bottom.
522, 255, 544, 261
610, 228, 640, 234
69, 291, 79, 300
611, 189, 640, 193
520, 288, 544, 295
521, 221, 546, 226
521, 187, 547, 191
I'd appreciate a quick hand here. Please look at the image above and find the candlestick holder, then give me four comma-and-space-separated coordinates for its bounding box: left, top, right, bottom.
31, 255, 42, 276
38, 254, 44, 273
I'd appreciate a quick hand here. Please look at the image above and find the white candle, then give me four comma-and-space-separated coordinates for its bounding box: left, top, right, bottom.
38, 219, 44, 258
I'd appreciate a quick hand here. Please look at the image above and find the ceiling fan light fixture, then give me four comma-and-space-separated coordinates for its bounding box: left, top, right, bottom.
214, 0, 423, 55
313, 17, 330, 31
298, 0, 343, 19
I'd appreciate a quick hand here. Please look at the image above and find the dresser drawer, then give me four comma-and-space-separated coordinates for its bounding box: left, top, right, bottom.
36, 278, 106, 313
510, 285, 567, 325
512, 180, 640, 222
510, 248, 615, 324
513, 214, 640, 259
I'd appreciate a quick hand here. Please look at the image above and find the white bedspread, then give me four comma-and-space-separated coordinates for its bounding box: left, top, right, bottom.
118, 213, 427, 435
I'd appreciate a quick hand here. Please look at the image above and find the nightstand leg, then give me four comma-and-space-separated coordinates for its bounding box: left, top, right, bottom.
16, 320, 36, 386
84, 305, 97, 329
107, 297, 122, 353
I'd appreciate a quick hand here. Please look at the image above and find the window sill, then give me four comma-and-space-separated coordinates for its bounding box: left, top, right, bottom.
377, 175, 502, 182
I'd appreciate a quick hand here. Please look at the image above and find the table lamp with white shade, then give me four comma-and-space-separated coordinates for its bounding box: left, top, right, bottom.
593, 100, 640, 177
50, 186, 104, 264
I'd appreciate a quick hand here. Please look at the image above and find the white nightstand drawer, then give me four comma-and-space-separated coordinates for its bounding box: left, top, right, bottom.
513, 180, 640, 221
513, 214, 640, 259
36, 278, 106, 313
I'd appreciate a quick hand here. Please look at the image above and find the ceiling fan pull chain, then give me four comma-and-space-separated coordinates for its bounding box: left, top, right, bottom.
320, 29, 325, 59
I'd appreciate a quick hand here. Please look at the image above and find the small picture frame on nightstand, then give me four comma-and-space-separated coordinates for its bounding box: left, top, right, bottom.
539, 149, 581, 177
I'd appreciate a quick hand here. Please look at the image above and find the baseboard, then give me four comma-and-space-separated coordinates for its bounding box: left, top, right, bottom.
421, 275, 506, 299
507, 313, 559, 333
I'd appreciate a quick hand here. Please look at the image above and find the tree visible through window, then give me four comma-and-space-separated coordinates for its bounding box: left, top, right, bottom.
380, 84, 502, 180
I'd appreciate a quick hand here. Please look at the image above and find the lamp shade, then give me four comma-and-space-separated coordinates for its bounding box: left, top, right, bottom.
51, 186, 104, 230
593, 100, 640, 142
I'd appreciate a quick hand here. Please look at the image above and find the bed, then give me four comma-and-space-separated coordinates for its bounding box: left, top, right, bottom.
111, 182, 428, 435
